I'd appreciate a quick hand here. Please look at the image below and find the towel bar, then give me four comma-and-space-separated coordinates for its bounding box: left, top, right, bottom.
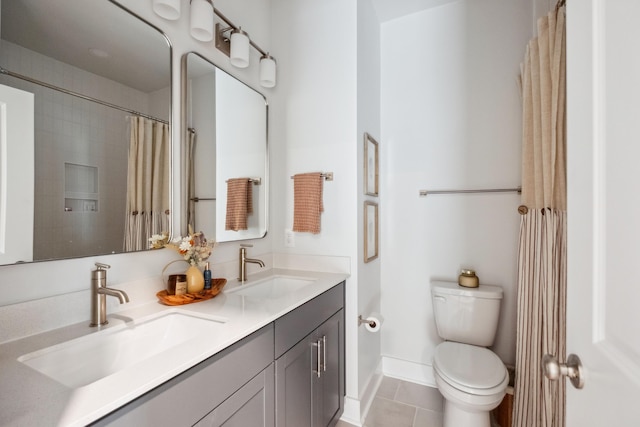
290, 172, 334, 181
419, 187, 521, 197
224, 177, 262, 185
190, 197, 216, 202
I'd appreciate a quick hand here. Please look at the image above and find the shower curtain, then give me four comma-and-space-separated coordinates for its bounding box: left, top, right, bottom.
124, 116, 171, 251
513, 6, 566, 427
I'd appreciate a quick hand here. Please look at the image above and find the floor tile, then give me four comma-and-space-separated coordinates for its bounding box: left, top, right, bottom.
364, 397, 416, 427
336, 420, 359, 427
414, 408, 444, 427
376, 376, 400, 400
395, 381, 444, 412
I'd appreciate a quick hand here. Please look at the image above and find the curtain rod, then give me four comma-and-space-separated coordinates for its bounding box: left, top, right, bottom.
0, 66, 169, 125
419, 187, 521, 197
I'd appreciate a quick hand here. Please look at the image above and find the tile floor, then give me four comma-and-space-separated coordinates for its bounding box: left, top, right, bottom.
336, 377, 444, 427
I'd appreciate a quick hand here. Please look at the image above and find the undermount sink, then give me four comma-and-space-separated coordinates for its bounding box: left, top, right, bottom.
18, 310, 226, 389
226, 276, 316, 299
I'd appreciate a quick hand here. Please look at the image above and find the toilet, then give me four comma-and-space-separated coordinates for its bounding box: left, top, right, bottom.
431, 281, 508, 427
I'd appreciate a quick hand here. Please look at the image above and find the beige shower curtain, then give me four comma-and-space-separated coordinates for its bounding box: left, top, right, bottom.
513, 6, 566, 427
124, 116, 171, 251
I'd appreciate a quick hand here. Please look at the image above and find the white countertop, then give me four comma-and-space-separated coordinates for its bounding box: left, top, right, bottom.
0, 268, 348, 427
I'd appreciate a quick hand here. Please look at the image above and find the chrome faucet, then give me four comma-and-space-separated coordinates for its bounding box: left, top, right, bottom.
90, 262, 130, 327
239, 245, 265, 282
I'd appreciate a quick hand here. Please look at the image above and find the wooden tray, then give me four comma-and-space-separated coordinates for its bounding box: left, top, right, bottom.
156, 278, 227, 306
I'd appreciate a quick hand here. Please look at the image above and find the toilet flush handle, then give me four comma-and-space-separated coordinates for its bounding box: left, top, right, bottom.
542, 353, 585, 389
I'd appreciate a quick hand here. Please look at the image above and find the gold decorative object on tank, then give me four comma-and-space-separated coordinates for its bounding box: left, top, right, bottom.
458, 269, 479, 288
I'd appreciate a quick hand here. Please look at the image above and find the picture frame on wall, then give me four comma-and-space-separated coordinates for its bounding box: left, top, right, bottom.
364, 133, 379, 196
364, 201, 378, 263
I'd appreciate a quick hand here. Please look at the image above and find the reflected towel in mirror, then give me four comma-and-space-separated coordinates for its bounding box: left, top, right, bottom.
225, 178, 253, 231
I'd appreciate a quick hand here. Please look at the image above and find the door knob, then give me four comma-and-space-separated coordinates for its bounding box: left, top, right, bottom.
542, 353, 585, 389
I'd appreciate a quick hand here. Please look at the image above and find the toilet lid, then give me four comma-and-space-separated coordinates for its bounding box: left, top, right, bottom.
433, 342, 507, 393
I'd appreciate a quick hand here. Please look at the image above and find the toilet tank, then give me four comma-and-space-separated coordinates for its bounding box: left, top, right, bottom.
431, 280, 503, 347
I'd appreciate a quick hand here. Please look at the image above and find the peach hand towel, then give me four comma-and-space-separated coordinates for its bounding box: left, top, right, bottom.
292, 172, 324, 234
225, 178, 253, 231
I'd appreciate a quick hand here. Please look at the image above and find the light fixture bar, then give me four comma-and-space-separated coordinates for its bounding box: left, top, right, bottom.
213, 7, 269, 58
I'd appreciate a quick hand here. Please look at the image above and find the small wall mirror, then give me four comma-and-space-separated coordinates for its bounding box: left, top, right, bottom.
184, 53, 268, 242
0, 0, 171, 265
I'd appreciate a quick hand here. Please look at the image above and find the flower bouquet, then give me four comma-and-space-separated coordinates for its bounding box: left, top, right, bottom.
150, 227, 216, 294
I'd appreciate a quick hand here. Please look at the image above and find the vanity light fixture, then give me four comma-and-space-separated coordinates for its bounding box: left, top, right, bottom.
190, 0, 214, 42
229, 28, 250, 68
259, 54, 276, 88
152, 0, 181, 20
213, 9, 278, 87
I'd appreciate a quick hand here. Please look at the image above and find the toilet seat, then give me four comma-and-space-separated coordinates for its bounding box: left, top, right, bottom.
433, 342, 508, 396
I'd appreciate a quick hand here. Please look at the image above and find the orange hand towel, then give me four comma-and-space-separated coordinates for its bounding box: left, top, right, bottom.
225, 178, 253, 231
292, 172, 324, 234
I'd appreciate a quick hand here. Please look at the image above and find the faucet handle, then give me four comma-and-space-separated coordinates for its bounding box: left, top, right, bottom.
240, 244, 253, 248
95, 262, 111, 270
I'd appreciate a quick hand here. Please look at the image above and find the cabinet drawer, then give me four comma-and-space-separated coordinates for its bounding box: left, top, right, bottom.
275, 282, 344, 359
92, 324, 274, 426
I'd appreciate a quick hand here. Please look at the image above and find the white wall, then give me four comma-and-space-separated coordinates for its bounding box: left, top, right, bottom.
269, 0, 360, 416
379, 0, 532, 384
356, 0, 383, 414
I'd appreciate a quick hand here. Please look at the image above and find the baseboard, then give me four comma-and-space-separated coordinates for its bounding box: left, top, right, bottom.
341, 396, 363, 426
359, 371, 383, 421
340, 367, 384, 426
381, 356, 437, 388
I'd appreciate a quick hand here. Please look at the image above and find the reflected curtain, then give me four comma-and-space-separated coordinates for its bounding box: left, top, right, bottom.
513, 6, 566, 427
124, 116, 170, 251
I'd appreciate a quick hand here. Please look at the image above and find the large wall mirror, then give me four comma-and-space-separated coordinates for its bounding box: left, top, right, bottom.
0, 0, 171, 265
184, 53, 267, 242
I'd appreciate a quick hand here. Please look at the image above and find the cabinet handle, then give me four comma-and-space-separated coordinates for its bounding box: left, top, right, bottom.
313, 340, 321, 378
322, 335, 327, 372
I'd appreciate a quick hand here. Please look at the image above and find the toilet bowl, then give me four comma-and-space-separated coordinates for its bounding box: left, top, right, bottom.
430, 281, 507, 427
433, 341, 508, 427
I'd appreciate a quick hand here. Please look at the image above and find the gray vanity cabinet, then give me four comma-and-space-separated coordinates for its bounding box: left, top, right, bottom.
274, 283, 345, 427
91, 325, 274, 427
194, 363, 274, 427
314, 311, 344, 427
90, 281, 345, 427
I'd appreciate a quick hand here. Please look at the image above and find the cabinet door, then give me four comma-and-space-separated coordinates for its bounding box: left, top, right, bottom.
275, 335, 313, 427
195, 363, 274, 427
314, 309, 344, 427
